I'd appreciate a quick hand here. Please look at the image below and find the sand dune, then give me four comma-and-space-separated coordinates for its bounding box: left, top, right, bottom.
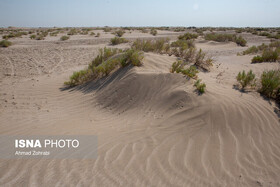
0, 31, 280, 186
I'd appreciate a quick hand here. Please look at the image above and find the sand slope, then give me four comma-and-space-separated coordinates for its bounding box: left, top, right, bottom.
0, 32, 280, 186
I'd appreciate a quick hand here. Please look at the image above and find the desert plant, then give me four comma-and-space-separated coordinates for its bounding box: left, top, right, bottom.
259, 70, 280, 98
236, 70, 256, 90
35, 35, 45, 40
178, 33, 198, 40
150, 29, 157, 36
181, 66, 199, 79
90, 32, 95, 36
0, 40, 12, 47
171, 61, 183, 73
204, 33, 247, 46
251, 49, 279, 63
120, 49, 144, 67
194, 49, 213, 71
30, 35, 36, 39
67, 29, 78, 35
89, 47, 119, 69
103, 27, 111, 32
171, 39, 195, 49
115, 30, 125, 37
65, 47, 144, 86
141, 28, 148, 33
110, 37, 128, 45
241, 46, 258, 55
251, 56, 263, 63
95, 33, 100, 37
194, 79, 206, 94
235, 36, 247, 47
60, 35, 70, 41
132, 38, 169, 53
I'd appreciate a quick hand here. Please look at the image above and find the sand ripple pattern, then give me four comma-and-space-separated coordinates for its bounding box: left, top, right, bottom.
0, 50, 280, 186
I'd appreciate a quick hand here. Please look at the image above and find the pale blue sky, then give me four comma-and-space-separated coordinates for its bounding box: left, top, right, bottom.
0, 0, 279, 27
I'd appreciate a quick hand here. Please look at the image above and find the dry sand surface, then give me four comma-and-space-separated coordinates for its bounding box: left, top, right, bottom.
0, 30, 280, 186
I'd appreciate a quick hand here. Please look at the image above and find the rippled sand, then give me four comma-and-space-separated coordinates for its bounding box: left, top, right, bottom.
0, 30, 280, 186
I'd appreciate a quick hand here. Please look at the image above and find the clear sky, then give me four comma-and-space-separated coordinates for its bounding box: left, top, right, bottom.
0, 0, 279, 27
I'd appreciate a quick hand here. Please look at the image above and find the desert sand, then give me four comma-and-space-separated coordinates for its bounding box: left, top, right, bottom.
0, 29, 280, 186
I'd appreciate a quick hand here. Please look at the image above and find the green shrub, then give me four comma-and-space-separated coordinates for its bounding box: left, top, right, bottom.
194, 79, 206, 94
67, 29, 78, 35
171, 39, 195, 49
150, 29, 157, 36
0, 40, 12, 47
132, 38, 170, 53
35, 35, 45, 40
252, 49, 279, 63
171, 61, 183, 73
90, 32, 95, 36
262, 49, 278, 62
95, 33, 100, 37
30, 35, 36, 39
236, 70, 256, 89
60, 35, 70, 41
251, 56, 264, 63
269, 41, 280, 48
64, 69, 91, 86
65, 47, 143, 86
259, 70, 280, 98
181, 66, 199, 79
204, 33, 247, 46
115, 30, 125, 37
2, 31, 28, 39
89, 47, 119, 69
178, 33, 198, 40
235, 36, 247, 47
242, 46, 258, 55
141, 29, 148, 33
103, 27, 112, 32
194, 49, 213, 71
50, 31, 59, 36
120, 49, 144, 67
110, 37, 128, 45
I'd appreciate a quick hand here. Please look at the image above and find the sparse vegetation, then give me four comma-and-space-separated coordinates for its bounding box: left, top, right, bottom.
194, 79, 206, 94
204, 33, 247, 46
115, 30, 125, 37
178, 33, 198, 40
2, 31, 28, 39
67, 29, 78, 35
171, 60, 183, 73
60, 35, 70, 41
35, 34, 45, 40
171, 61, 199, 79
194, 49, 213, 72
236, 70, 256, 90
30, 35, 36, 39
0, 40, 12, 47
65, 48, 143, 86
171, 39, 195, 49
132, 38, 170, 53
259, 70, 280, 99
251, 49, 279, 63
110, 37, 128, 45
96, 33, 100, 37
103, 27, 112, 32
150, 29, 157, 36
181, 66, 199, 79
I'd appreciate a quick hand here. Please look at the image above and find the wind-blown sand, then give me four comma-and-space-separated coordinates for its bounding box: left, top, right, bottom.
0, 30, 280, 186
